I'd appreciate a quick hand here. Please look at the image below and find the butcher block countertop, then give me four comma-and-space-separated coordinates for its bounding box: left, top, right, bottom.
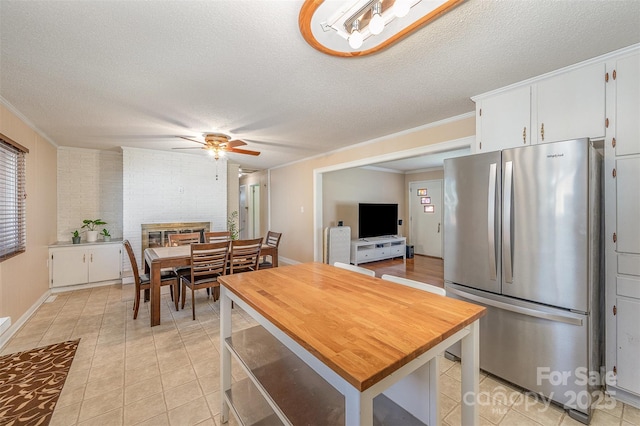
218, 262, 486, 392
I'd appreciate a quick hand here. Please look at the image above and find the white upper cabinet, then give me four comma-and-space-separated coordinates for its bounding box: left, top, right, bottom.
615, 52, 640, 156
475, 86, 531, 153
616, 156, 640, 255
535, 63, 606, 144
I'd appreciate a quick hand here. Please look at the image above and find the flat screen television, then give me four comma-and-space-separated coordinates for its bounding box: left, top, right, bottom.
358, 203, 398, 239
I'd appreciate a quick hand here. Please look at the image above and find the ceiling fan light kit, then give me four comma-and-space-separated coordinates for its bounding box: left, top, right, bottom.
173, 133, 260, 160
299, 0, 463, 57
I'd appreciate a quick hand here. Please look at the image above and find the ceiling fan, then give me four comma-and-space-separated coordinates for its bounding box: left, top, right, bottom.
173, 133, 261, 159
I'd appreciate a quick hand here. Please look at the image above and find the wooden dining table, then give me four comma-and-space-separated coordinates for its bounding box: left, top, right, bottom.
143, 242, 278, 326
218, 262, 487, 425
144, 245, 191, 327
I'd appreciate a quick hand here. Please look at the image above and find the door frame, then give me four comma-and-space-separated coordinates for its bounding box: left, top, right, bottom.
312, 134, 474, 261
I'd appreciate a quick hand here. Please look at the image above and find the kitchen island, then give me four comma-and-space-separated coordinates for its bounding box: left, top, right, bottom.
218, 262, 486, 425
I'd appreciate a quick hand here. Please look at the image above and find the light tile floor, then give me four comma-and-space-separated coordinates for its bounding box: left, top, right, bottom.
1, 284, 638, 426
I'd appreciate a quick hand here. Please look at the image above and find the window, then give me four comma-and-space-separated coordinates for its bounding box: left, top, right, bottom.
0, 133, 28, 261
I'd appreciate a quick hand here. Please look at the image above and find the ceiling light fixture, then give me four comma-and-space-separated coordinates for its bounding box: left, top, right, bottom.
369, 2, 384, 35
348, 19, 364, 49
393, 0, 411, 17
299, 0, 463, 57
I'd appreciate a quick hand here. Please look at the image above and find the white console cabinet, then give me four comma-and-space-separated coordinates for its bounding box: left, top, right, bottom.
350, 236, 406, 265
49, 241, 122, 289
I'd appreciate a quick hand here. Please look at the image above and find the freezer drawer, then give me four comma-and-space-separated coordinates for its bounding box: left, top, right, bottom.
446, 283, 596, 419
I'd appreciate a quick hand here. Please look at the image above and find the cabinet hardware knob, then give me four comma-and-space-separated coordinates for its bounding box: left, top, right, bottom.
606, 118, 609, 128
613, 232, 617, 243
540, 123, 544, 141
612, 137, 616, 148
605, 72, 609, 82
613, 305, 617, 315
522, 127, 527, 144
613, 69, 616, 80
613, 168, 617, 178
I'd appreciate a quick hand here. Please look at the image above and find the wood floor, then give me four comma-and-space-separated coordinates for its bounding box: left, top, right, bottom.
361, 255, 444, 288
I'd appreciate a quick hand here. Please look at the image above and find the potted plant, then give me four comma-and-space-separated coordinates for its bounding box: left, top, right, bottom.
100, 228, 111, 242
82, 219, 106, 242
227, 211, 240, 240
72, 230, 81, 244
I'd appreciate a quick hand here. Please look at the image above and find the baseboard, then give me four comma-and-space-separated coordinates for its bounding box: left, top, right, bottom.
49, 279, 122, 294
277, 256, 300, 266
0, 289, 51, 350
607, 385, 640, 409
0, 317, 11, 336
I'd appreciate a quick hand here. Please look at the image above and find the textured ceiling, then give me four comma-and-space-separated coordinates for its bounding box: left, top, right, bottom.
1, 1, 639, 171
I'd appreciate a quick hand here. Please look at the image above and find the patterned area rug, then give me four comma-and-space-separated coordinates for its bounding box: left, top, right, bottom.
0, 339, 80, 426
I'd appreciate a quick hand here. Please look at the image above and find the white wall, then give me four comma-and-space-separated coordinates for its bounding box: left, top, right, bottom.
57, 148, 123, 241
122, 148, 227, 270
322, 167, 405, 238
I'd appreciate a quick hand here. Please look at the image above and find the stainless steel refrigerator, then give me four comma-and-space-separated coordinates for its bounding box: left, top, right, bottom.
443, 138, 603, 424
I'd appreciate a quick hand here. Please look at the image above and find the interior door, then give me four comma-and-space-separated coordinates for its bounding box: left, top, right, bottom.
249, 184, 261, 238
409, 180, 443, 257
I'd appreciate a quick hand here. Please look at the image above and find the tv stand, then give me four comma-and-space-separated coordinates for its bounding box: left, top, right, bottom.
350, 236, 406, 265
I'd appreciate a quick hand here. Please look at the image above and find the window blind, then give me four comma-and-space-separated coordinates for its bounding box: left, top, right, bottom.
0, 133, 28, 261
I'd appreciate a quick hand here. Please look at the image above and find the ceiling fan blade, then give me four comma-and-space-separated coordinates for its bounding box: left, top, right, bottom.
227, 140, 247, 148
179, 136, 206, 145
226, 147, 261, 156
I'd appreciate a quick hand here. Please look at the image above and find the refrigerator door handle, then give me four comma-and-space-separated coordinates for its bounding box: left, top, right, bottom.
446, 286, 584, 326
488, 163, 497, 280
503, 161, 513, 283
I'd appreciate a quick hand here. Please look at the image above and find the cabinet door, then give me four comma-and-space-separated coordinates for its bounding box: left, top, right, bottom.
51, 248, 88, 287
616, 156, 640, 254
88, 245, 122, 282
477, 86, 530, 152
615, 53, 640, 156
616, 297, 640, 394
536, 63, 605, 143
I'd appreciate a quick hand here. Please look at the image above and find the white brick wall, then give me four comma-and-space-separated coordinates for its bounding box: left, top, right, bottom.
122, 148, 227, 270
57, 147, 228, 272
57, 148, 123, 242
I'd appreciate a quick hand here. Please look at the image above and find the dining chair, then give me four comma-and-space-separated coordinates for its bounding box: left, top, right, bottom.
333, 261, 376, 277
168, 232, 201, 246
229, 238, 263, 274
167, 231, 202, 291
181, 241, 230, 320
204, 231, 231, 244
380, 274, 446, 296
260, 230, 282, 268
123, 240, 179, 320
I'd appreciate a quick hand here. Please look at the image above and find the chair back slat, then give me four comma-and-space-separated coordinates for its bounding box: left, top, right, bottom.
168, 232, 201, 246
191, 242, 229, 282
204, 231, 231, 244
380, 274, 446, 296
333, 261, 375, 277
264, 231, 282, 248
229, 238, 262, 273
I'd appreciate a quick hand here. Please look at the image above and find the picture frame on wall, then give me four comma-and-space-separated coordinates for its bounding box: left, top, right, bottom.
424, 205, 435, 213
417, 189, 427, 196
420, 197, 431, 204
